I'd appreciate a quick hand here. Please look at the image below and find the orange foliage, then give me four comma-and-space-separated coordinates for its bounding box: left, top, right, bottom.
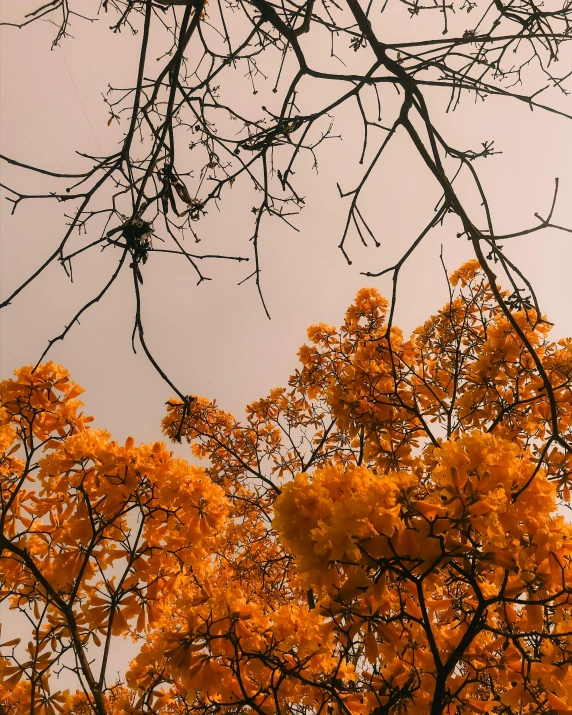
2, 262, 572, 714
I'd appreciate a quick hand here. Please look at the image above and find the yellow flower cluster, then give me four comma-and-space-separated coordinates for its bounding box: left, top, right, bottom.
274, 430, 572, 713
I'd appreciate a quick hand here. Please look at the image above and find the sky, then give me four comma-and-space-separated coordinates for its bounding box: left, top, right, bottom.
1, 0, 572, 450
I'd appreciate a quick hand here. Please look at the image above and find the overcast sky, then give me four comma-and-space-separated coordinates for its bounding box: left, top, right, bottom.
2, 0, 572, 449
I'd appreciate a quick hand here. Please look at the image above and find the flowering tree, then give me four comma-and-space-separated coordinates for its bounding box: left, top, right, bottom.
2, 261, 572, 713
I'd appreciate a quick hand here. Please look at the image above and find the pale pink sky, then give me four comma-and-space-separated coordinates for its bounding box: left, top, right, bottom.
1, 0, 572, 448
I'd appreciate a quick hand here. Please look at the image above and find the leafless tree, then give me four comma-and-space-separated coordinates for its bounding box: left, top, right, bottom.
2, 0, 572, 446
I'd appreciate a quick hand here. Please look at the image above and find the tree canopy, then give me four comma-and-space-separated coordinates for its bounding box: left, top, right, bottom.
2, 261, 572, 714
